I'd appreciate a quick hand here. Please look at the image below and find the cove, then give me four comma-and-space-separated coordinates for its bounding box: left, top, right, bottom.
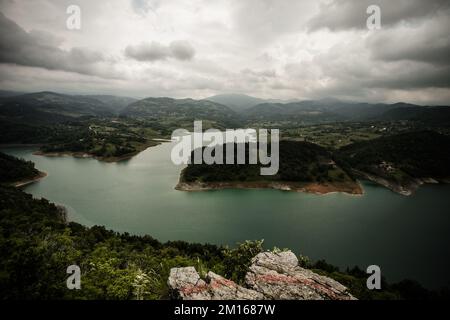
2, 142, 450, 289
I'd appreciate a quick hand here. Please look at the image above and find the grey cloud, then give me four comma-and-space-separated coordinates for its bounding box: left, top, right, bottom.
169, 41, 196, 61
131, 0, 163, 15
0, 12, 113, 78
231, 0, 317, 46
125, 42, 170, 61
125, 41, 195, 62
284, 37, 450, 103
308, 0, 450, 31
1, 1, 450, 104
241, 68, 277, 79
368, 65, 450, 90
367, 17, 450, 66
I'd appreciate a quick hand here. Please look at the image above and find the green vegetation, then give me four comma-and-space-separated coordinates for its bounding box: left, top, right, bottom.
0, 185, 223, 299
0, 152, 40, 184
181, 141, 353, 185
121, 97, 242, 129
2, 92, 449, 163
37, 119, 162, 160
181, 130, 450, 195
336, 131, 450, 182
1, 92, 450, 300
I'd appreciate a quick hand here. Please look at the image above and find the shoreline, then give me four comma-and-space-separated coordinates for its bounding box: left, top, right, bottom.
175, 179, 364, 196
32, 150, 139, 163
12, 171, 48, 188
351, 169, 447, 196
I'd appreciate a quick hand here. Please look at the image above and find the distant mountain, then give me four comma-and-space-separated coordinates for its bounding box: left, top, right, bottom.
83, 95, 137, 114
0, 90, 26, 97
244, 100, 347, 123
2, 91, 449, 127
378, 105, 450, 124
121, 97, 239, 127
0, 91, 113, 124
243, 99, 450, 123
205, 94, 266, 111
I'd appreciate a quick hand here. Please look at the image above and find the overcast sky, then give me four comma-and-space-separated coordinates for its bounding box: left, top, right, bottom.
0, 0, 449, 104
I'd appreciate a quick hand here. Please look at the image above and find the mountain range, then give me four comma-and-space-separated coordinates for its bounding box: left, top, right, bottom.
1, 91, 449, 126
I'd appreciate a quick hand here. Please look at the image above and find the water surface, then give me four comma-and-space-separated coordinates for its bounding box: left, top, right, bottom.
3, 143, 450, 289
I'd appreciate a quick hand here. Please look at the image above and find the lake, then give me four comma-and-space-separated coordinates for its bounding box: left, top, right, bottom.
3, 142, 450, 289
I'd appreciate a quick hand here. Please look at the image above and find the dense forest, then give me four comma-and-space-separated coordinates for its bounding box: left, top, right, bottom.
181, 131, 450, 195
0, 152, 40, 184
181, 141, 353, 184
336, 131, 450, 182
1, 184, 448, 300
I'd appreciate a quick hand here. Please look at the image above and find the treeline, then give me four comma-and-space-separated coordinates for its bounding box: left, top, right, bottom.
182, 131, 450, 186
336, 130, 450, 180
181, 141, 352, 184
0, 152, 40, 184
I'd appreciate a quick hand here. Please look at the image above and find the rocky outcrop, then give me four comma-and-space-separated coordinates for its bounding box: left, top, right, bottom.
168, 267, 263, 300
245, 251, 355, 300
168, 251, 356, 300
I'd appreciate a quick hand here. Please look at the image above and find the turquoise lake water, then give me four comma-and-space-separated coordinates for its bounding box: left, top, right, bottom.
3, 142, 450, 289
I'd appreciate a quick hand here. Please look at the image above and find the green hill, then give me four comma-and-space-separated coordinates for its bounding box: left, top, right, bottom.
336, 131, 450, 194
121, 97, 241, 129
0, 152, 41, 184
0, 92, 113, 125
178, 140, 361, 194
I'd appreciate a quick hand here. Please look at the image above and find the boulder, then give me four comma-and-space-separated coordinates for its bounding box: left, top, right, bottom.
245, 251, 356, 300
168, 268, 263, 300
167, 251, 356, 300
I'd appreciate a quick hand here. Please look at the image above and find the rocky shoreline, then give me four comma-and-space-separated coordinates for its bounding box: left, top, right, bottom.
176, 181, 363, 195
176, 171, 448, 197
352, 169, 446, 196
176, 175, 363, 196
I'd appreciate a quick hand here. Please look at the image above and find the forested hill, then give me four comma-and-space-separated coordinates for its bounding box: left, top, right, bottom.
120, 97, 241, 128
243, 100, 450, 124
335, 131, 450, 195
337, 131, 450, 180
181, 140, 352, 184
176, 140, 362, 195
178, 131, 450, 195
0, 92, 114, 124
0, 152, 40, 184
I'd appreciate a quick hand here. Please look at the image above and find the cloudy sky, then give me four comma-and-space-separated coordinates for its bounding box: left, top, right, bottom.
0, 0, 449, 104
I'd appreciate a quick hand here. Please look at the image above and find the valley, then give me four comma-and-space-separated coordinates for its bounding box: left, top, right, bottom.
1, 91, 450, 300
1, 91, 449, 195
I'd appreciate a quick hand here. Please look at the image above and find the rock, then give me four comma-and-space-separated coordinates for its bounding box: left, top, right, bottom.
168, 267, 211, 300
245, 252, 356, 300
168, 251, 356, 300
167, 268, 263, 300
206, 272, 264, 300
